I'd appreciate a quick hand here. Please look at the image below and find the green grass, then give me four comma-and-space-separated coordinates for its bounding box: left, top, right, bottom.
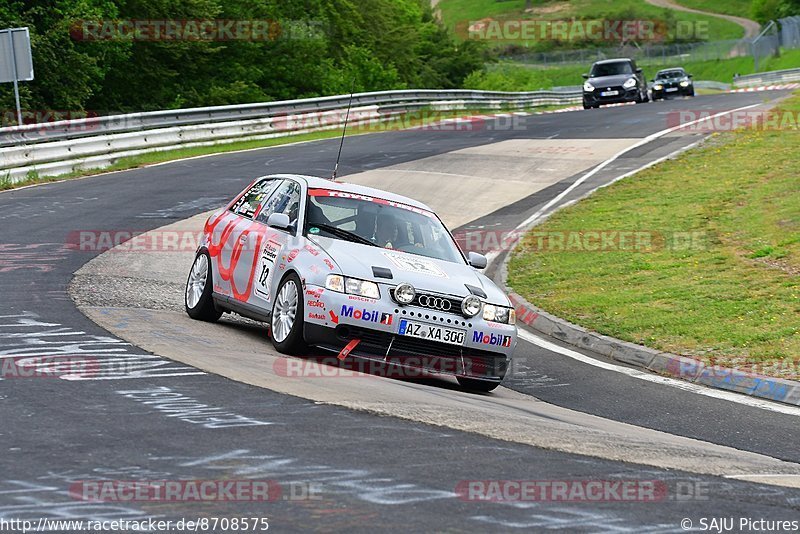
466, 48, 800, 91
673, 0, 754, 18
0, 105, 575, 191
439, 0, 746, 48
508, 92, 800, 371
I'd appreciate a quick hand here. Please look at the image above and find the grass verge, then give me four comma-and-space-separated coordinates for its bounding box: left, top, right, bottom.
508, 91, 800, 374
0, 105, 573, 192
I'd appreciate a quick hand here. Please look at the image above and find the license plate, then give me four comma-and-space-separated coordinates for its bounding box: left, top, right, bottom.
600, 90, 618, 96
398, 320, 465, 346
665, 87, 678, 92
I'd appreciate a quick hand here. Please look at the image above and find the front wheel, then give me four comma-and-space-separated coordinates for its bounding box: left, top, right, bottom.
457, 376, 500, 393
270, 272, 306, 354
185, 251, 222, 322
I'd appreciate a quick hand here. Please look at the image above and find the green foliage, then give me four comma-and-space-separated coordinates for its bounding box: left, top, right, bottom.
752, 0, 800, 23
0, 0, 486, 117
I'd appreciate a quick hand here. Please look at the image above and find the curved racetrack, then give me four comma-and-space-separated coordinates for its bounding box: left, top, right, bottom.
2, 92, 800, 531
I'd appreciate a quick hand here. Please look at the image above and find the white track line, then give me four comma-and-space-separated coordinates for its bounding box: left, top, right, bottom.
518, 326, 800, 417
516, 103, 761, 229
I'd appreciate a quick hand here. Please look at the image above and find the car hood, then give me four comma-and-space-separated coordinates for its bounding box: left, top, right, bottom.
588, 74, 635, 87
308, 236, 510, 305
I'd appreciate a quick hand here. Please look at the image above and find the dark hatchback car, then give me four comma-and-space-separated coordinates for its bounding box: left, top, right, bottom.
582, 58, 649, 109
650, 67, 695, 100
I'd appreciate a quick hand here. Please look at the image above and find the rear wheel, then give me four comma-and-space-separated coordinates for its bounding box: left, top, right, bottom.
457, 376, 500, 393
270, 272, 306, 354
185, 251, 222, 322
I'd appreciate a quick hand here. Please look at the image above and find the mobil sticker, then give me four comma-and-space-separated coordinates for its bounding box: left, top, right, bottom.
472, 331, 512, 347
340, 305, 393, 325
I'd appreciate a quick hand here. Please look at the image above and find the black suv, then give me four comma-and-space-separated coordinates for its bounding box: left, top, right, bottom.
650, 67, 695, 100
582, 58, 648, 109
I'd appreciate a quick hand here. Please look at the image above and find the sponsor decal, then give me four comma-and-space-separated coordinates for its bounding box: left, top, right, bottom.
307, 312, 326, 321
254, 240, 280, 299
323, 258, 335, 270
472, 331, 512, 347
340, 305, 389, 323
306, 288, 324, 299
307, 189, 436, 219
286, 249, 299, 262
307, 300, 325, 309
309, 264, 321, 274
304, 244, 320, 256
383, 251, 447, 278
347, 295, 376, 303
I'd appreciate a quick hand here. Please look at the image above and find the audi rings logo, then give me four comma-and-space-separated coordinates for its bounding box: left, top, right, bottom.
417, 295, 452, 312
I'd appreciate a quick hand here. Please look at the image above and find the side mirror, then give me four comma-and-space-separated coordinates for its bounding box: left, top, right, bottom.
635, 67, 643, 74
688, 74, 693, 78
468, 251, 488, 270
649, 79, 654, 82
266, 212, 292, 231
582, 73, 589, 79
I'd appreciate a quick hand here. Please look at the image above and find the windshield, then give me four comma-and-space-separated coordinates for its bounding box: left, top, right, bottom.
656, 70, 685, 79
305, 189, 464, 263
590, 61, 633, 77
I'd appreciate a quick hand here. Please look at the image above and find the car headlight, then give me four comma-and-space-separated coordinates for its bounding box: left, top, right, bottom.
393, 282, 416, 305
483, 304, 516, 325
680, 79, 691, 87
653, 83, 663, 91
583, 81, 595, 92
623, 78, 637, 89
461, 295, 482, 318
326, 275, 380, 299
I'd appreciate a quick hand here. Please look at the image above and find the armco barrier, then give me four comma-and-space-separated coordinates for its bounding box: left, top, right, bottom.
733, 67, 800, 87
0, 89, 582, 183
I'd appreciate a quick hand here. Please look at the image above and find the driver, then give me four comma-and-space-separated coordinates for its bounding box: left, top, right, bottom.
374, 213, 398, 248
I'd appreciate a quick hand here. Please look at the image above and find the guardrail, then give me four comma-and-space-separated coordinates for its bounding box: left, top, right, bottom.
0, 88, 582, 183
733, 67, 800, 87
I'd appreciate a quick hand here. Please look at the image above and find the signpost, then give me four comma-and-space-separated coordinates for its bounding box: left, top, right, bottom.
0, 27, 34, 126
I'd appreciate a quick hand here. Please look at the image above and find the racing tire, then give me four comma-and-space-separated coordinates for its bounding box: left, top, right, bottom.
583, 103, 592, 110
457, 377, 501, 393
270, 272, 306, 355
688, 89, 695, 97
185, 250, 223, 322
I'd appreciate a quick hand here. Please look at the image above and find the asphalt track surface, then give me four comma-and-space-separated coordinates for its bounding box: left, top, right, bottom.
2, 92, 799, 532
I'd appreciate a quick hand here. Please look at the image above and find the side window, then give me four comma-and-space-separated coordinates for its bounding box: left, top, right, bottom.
255, 180, 302, 227
230, 179, 281, 219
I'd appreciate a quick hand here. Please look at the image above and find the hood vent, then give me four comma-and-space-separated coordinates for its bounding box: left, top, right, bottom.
372, 266, 393, 279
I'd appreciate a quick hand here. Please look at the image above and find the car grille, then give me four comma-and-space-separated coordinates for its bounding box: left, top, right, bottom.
411, 292, 464, 315
337, 326, 508, 379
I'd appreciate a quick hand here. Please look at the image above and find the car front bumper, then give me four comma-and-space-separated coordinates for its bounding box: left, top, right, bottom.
652, 85, 692, 98
302, 284, 515, 382
583, 87, 639, 106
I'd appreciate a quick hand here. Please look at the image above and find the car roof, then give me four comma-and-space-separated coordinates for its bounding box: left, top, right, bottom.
262, 173, 434, 211
592, 58, 633, 65
657, 68, 685, 74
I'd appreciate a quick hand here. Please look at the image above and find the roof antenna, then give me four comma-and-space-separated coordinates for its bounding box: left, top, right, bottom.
332, 78, 356, 181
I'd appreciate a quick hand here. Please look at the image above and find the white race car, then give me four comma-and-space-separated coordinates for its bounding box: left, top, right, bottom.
186, 174, 517, 391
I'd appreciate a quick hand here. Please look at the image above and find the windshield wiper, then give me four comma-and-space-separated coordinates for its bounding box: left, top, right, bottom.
309, 223, 377, 247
